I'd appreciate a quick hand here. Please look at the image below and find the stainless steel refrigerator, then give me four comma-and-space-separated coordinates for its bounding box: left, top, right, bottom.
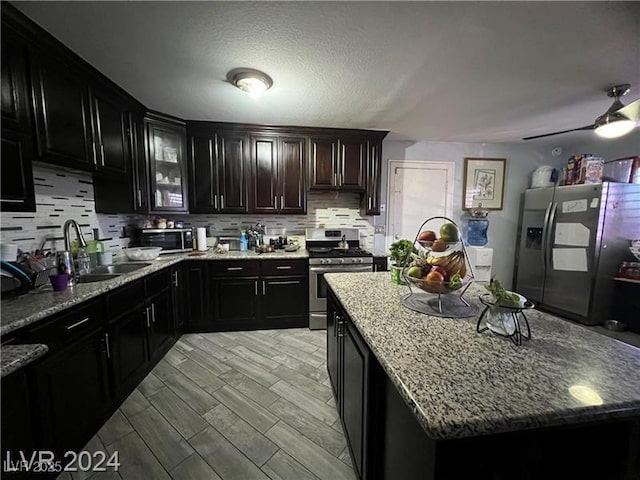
513, 182, 640, 325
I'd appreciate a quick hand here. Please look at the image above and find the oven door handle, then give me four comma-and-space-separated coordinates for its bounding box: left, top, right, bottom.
309, 265, 373, 274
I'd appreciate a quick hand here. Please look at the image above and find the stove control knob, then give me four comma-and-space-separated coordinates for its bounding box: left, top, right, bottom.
320, 259, 326, 265
358, 258, 364, 264
325, 259, 331, 265
340, 258, 345, 264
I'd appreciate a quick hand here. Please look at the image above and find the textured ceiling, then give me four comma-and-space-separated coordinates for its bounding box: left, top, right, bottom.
12, 1, 640, 145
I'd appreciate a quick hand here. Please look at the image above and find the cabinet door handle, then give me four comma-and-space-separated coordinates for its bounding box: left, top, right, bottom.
214, 195, 218, 209
104, 333, 111, 359
100, 144, 105, 164
274, 196, 278, 209
280, 195, 284, 210
254, 280, 258, 296
269, 280, 300, 285
368, 197, 372, 210
220, 195, 225, 209
172, 271, 179, 287
91, 142, 97, 164
137, 189, 143, 208
262, 280, 266, 295
334, 172, 338, 186
145, 307, 151, 328
66, 317, 90, 331
227, 267, 243, 271
151, 303, 156, 323
276, 266, 292, 270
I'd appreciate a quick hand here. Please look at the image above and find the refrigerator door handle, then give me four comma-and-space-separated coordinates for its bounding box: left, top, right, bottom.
541, 202, 553, 267
545, 202, 558, 267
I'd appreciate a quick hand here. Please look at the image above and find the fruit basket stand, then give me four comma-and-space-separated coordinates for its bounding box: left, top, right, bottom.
400, 217, 479, 318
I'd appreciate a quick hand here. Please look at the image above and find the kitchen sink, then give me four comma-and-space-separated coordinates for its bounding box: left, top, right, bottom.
77, 263, 152, 283
77, 273, 121, 283
90, 263, 152, 274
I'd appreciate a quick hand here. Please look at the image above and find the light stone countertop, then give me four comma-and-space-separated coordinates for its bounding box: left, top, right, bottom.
325, 271, 640, 440
0, 249, 309, 338
1, 344, 48, 378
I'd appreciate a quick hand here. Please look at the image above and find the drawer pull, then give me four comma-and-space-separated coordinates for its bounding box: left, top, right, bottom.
227, 267, 243, 271
276, 266, 292, 270
269, 280, 300, 285
66, 317, 91, 331
104, 333, 111, 359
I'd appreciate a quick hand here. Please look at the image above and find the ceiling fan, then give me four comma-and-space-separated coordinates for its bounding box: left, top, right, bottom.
523, 84, 640, 141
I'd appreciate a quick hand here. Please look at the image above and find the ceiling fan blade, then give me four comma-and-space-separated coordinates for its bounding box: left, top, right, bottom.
522, 125, 594, 141
617, 98, 640, 122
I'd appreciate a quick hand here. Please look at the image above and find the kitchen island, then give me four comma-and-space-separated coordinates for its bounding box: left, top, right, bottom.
325, 272, 640, 480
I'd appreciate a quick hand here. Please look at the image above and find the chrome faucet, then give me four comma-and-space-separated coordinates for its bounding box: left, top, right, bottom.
63, 219, 87, 251
58, 220, 88, 286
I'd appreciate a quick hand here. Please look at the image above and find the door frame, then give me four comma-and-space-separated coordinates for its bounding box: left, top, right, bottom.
386, 160, 455, 248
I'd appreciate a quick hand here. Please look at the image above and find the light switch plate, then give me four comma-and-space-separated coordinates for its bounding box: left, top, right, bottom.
374, 225, 386, 234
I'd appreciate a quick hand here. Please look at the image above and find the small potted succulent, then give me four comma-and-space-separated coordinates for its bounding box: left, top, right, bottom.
389, 239, 413, 285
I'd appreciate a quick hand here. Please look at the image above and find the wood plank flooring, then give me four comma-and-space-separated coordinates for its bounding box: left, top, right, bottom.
58, 329, 354, 480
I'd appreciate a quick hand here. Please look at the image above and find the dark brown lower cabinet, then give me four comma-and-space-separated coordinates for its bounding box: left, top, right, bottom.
373, 256, 388, 272
184, 261, 210, 331
210, 277, 260, 331
186, 259, 308, 332
327, 289, 379, 480
144, 269, 174, 360
1, 370, 33, 479
261, 276, 307, 328
29, 327, 111, 457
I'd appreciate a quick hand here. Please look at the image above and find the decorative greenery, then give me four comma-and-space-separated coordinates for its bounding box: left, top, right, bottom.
389, 239, 414, 267
484, 277, 520, 305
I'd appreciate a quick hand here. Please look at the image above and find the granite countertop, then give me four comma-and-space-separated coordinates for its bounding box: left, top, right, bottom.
1, 249, 310, 337
325, 272, 640, 440
1, 344, 48, 378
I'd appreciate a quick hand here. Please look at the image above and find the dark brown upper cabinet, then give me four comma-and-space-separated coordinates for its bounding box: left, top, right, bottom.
90, 88, 129, 176
250, 135, 306, 214
360, 140, 383, 215
30, 48, 94, 171
309, 136, 366, 191
1, 20, 35, 212
145, 113, 188, 213
187, 124, 249, 214
30, 48, 134, 177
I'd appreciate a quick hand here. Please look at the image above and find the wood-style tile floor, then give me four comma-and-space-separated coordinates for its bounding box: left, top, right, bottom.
58, 329, 355, 480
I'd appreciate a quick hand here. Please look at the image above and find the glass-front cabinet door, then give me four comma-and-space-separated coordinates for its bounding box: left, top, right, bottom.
146, 116, 187, 213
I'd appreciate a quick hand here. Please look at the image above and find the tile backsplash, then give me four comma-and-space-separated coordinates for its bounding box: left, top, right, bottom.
0, 165, 375, 255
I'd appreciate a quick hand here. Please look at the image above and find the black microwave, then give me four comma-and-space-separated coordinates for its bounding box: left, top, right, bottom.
135, 228, 193, 253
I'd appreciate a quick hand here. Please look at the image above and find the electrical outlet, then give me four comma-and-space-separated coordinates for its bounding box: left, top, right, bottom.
380, 203, 386, 213
375, 225, 385, 234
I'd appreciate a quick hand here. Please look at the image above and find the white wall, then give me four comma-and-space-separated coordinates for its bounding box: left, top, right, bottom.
377, 130, 640, 289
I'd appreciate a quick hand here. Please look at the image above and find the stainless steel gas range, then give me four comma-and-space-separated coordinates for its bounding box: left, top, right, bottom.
306, 228, 373, 329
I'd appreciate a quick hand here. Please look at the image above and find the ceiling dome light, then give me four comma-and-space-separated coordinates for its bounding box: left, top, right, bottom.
232, 69, 273, 98
594, 111, 636, 138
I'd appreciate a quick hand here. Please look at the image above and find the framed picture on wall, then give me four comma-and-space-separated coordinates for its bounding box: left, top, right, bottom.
463, 158, 506, 210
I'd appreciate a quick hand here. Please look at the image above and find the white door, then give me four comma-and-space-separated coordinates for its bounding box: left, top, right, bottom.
387, 160, 455, 244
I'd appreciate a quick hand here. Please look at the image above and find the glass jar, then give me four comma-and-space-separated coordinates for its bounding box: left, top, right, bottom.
467, 203, 489, 246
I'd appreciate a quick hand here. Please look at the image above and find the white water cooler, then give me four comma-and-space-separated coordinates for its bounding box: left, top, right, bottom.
466, 247, 493, 282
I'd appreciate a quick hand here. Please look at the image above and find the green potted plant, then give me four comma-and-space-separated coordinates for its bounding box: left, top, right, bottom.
483, 277, 524, 335
389, 239, 413, 284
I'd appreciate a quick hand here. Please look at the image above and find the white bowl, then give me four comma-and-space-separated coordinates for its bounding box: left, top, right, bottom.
124, 247, 163, 261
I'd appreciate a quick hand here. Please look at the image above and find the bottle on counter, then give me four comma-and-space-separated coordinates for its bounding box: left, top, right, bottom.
467, 203, 489, 247
240, 230, 248, 252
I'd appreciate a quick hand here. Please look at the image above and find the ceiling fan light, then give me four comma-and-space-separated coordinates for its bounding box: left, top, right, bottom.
232, 70, 273, 98
594, 112, 636, 138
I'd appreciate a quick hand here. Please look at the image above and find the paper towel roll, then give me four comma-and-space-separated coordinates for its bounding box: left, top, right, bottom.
197, 227, 207, 251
